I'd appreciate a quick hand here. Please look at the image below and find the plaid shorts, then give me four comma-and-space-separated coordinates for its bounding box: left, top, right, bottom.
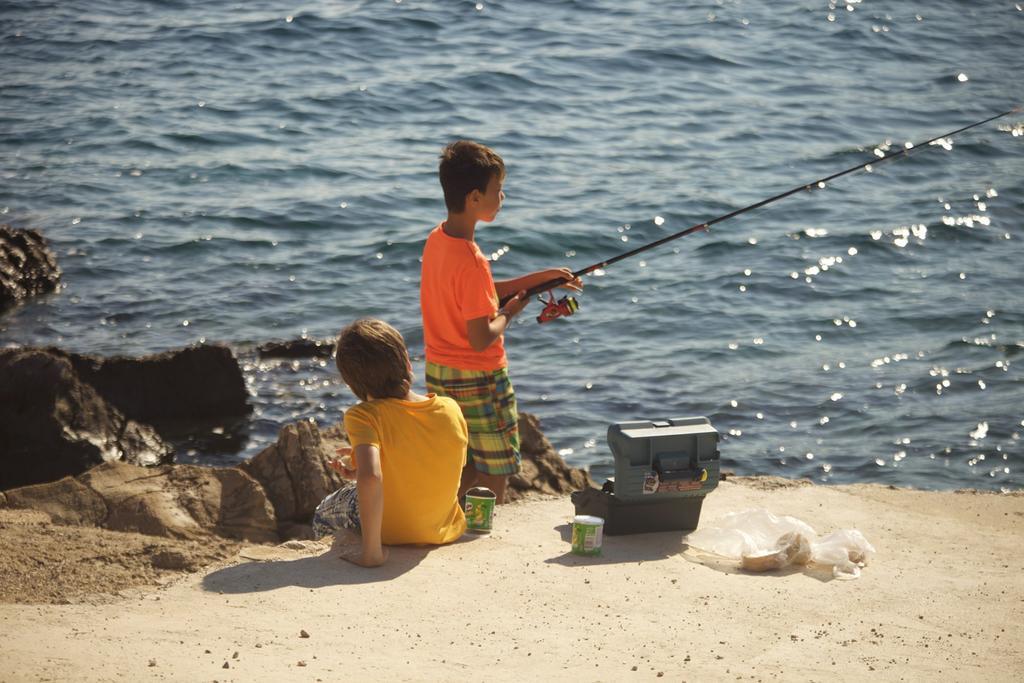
311, 483, 361, 540
426, 361, 521, 476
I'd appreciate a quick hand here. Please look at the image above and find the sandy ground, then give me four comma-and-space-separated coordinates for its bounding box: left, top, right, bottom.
0, 509, 241, 606
1, 476, 1022, 682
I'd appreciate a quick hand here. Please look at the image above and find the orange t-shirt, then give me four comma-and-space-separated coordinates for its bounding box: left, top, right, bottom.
420, 223, 507, 370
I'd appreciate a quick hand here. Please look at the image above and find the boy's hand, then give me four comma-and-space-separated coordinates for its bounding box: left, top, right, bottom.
328, 446, 357, 479
546, 267, 583, 292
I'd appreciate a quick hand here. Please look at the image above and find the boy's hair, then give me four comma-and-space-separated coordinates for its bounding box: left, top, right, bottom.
439, 140, 505, 213
335, 318, 412, 401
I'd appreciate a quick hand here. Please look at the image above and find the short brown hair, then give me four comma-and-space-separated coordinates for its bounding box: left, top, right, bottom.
335, 319, 412, 401
439, 140, 505, 212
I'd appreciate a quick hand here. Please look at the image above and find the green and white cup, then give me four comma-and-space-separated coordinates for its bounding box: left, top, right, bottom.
464, 487, 496, 533
571, 515, 604, 556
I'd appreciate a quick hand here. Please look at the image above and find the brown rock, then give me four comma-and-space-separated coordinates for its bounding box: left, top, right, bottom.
240, 420, 345, 524
1, 460, 278, 543
508, 412, 596, 501
0, 225, 61, 313
150, 549, 192, 571
0, 475, 106, 527
0, 348, 173, 490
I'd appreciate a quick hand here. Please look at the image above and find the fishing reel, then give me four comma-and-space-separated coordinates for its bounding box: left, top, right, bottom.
536, 291, 579, 324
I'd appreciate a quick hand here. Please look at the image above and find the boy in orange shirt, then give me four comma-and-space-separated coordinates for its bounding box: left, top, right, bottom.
312, 318, 468, 567
420, 140, 581, 504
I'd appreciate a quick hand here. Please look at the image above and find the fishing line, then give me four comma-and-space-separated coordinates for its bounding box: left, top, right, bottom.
506, 106, 1021, 323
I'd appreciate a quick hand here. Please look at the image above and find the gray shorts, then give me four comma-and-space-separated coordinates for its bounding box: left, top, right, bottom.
311, 483, 361, 539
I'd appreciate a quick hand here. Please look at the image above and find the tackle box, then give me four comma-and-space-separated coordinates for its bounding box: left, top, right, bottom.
571, 417, 720, 535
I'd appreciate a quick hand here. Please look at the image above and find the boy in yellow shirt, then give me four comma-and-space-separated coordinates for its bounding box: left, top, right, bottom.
312, 318, 467, 567
420, 140, 581, 504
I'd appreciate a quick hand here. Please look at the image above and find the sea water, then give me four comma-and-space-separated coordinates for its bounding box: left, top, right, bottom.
1, 1, 1022, 491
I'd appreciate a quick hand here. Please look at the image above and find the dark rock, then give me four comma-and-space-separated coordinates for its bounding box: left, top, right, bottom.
0, 348, 172, 490
240, 420, 345, 525
256, 338, 334, 359
58, 344, 251, 425
508, 412, 596, 501
0, 460, 278, 543
0, 225, 61, 313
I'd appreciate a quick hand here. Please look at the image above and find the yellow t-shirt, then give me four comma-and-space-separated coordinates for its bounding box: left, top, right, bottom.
343, 394, 468, 545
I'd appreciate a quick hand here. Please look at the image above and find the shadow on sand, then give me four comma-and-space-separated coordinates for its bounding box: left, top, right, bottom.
543, 522, 689, 566
202, 534, 483, 593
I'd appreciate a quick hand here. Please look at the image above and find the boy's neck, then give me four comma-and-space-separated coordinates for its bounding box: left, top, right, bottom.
366, 390, 429, 403
442, 213, 476, 241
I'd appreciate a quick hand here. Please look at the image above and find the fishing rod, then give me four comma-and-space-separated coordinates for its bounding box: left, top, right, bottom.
505, 106, 1021, 324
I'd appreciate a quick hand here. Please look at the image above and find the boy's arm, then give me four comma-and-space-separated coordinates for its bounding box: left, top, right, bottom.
467, 269, 583, 351
466, 290, 528, 351
494, 268, 582, 300
349, 443, 386, 567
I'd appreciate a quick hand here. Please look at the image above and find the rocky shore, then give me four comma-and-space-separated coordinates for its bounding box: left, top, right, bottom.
0, 408, 592, 604
2, 227, 1021, 680
2, 226, 593, 604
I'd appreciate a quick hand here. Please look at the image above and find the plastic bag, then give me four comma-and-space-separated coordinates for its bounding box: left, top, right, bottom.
812, 529, 875, 580
685, 508, 876, 580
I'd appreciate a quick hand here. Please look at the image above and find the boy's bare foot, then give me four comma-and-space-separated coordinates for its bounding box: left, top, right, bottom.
337, 543, 388, 568
331, 529, 387, 567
